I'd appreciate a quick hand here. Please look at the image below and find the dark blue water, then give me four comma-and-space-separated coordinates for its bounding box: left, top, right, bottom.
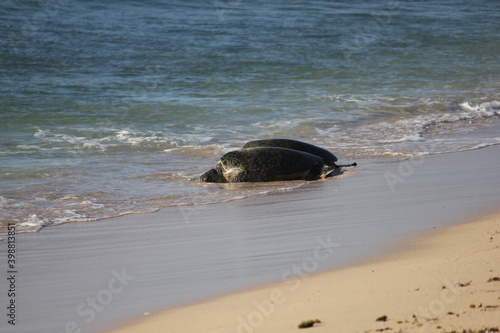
1, 0, 499, 232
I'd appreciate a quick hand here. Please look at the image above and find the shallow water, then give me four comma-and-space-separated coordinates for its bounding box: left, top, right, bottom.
1, 0, 499, 232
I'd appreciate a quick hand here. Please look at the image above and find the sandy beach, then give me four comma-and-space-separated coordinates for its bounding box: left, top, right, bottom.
101, 146, 500, 333
105, 210, 500, 333
2, 146, 499, 333
3, 2, 500, 333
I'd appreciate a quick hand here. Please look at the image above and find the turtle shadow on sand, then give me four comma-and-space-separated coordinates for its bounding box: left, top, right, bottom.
200, 139, 356, 183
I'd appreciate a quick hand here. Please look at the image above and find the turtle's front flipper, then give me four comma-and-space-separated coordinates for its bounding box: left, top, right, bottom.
318, 166, 341, 179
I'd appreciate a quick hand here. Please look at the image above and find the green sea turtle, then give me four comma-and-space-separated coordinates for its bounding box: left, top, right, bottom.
200, 147, 335, 183
242, 138, 338, 167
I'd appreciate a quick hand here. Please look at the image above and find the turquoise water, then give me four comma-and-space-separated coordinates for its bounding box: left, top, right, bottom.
1, 0, 499, 232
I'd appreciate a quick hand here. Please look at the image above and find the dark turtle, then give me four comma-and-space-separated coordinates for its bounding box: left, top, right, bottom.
200, 147, 335, 183
242, 138, 338, 167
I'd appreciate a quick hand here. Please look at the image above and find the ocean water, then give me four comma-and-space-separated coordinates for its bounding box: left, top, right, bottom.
1, 0, 499, 233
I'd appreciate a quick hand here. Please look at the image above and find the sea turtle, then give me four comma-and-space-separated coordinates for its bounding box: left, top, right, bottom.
200, 147, 335, 183
242, 138, 338, 167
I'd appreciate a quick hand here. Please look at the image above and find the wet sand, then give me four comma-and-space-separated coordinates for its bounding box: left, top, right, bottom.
1, 146, 499, 333
105, 210, 500, 333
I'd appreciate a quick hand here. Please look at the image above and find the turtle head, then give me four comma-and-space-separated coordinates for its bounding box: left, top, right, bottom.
200, 167, 226, 183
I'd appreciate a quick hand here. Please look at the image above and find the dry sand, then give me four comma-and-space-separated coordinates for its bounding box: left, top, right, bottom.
105, 210, 500, 333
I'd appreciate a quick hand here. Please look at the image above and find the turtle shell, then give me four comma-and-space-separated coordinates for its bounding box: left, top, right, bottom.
218, 147, 324, 182
242, 138, 338, 167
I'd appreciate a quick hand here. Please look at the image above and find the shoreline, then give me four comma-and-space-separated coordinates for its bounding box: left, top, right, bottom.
104, 210, 500, 333
2, 146, 499, 333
